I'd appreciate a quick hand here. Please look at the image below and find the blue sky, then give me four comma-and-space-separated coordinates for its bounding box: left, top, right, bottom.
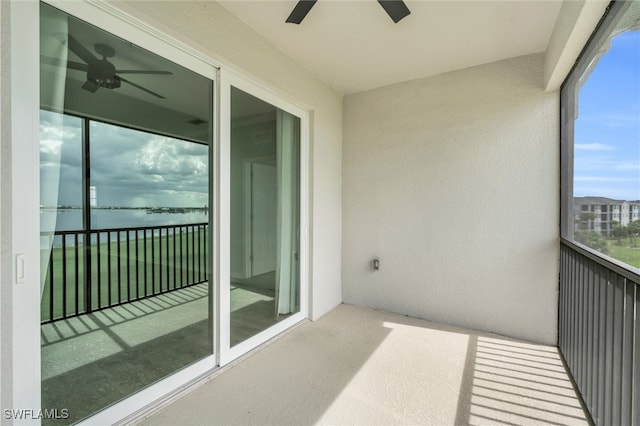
574, 29, 640, 201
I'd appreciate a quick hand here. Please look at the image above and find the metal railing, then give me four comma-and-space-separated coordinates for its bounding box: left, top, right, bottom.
559, 239, 639, 426
41, 223, 208, 324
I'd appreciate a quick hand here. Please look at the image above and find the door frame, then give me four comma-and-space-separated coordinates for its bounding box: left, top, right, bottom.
6, 1, 42, 421
241, 157, 278, 279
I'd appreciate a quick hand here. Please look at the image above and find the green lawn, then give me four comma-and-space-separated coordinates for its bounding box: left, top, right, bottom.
606, 237, 640, 269
41, 227, 209, 322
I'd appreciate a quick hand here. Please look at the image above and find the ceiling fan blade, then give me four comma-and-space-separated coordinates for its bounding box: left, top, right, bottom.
377, 0, 411, 23
115, 70, 173, 75
82, 80, 99, 93
40, 56, 89, 72
116, 76, 165, 99
66, 34, 99, 64
286, 0, 317, 24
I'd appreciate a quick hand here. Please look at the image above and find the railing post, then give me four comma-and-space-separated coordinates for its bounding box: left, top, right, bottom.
49, 248, 54, 322
82, 118, 92, 314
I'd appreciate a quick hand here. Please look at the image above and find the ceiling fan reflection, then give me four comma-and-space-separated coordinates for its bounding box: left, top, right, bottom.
41, 34, 173, 99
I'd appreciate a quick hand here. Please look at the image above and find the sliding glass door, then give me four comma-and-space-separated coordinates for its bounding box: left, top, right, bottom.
228, 87, 302, 347
40, 3, 213, 423
28, 2, 309, 422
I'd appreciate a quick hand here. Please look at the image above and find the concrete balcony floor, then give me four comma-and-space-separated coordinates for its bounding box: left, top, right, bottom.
139, 304, 589, 426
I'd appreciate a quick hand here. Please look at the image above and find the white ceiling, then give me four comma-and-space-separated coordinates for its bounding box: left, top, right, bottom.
220, 0, 563, 94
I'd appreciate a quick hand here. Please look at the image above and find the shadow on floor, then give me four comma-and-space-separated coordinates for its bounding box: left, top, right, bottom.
42, 319, 211, 425
455, 335, 589, 425
41, 284, 208, 347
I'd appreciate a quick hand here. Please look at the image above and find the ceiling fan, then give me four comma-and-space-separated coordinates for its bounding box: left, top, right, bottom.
286, 0, 411, 24
41, 34, 173, 99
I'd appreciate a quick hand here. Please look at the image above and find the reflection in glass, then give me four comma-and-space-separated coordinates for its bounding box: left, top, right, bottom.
39, 3, 213, 424
571, 4, 640, 270
230, 87, 300, 346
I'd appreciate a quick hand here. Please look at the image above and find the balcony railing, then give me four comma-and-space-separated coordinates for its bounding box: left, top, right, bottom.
41, 223, 208, 324
559, 239, 639, 426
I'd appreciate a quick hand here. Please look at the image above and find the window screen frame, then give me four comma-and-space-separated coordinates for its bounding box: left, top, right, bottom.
560, 0, 639, 278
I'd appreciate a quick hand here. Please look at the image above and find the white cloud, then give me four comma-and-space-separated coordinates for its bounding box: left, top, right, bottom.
574, 185, 640, 201
574, 177, 638, 183
614, 162, 640, 171
39, 121, 81, 156
574, 156, 639, 173
574, 143, 615, 151
602, 112, 640, 128
135, 137, 207, 176
39, 138, 63, 156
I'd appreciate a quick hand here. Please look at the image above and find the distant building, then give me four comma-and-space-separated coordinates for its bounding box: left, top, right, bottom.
574, 196, 640, 236
90, 185, 97, 208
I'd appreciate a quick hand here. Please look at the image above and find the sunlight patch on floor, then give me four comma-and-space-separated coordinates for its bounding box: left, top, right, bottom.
468, 337, 588, 426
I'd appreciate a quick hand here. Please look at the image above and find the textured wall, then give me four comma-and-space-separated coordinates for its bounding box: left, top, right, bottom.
118, 1, 343, 320
343, 54, 559, 345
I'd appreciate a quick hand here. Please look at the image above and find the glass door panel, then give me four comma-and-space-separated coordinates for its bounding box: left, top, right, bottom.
229, 87, 301, 346
39, 3, 213, 423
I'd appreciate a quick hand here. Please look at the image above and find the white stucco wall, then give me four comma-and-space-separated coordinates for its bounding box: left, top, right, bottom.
342, 54, 559, 345
116, 1, 343, 321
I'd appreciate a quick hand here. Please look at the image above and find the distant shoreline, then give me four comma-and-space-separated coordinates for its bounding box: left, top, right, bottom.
40, 206, 209, 212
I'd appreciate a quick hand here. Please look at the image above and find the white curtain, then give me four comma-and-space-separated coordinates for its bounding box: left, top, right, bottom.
39, 6, 69, 298
275, 110, 300, 315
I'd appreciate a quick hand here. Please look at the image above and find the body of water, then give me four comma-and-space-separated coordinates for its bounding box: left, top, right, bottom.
42, 208, 208, 232
41, 209, 209, 248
